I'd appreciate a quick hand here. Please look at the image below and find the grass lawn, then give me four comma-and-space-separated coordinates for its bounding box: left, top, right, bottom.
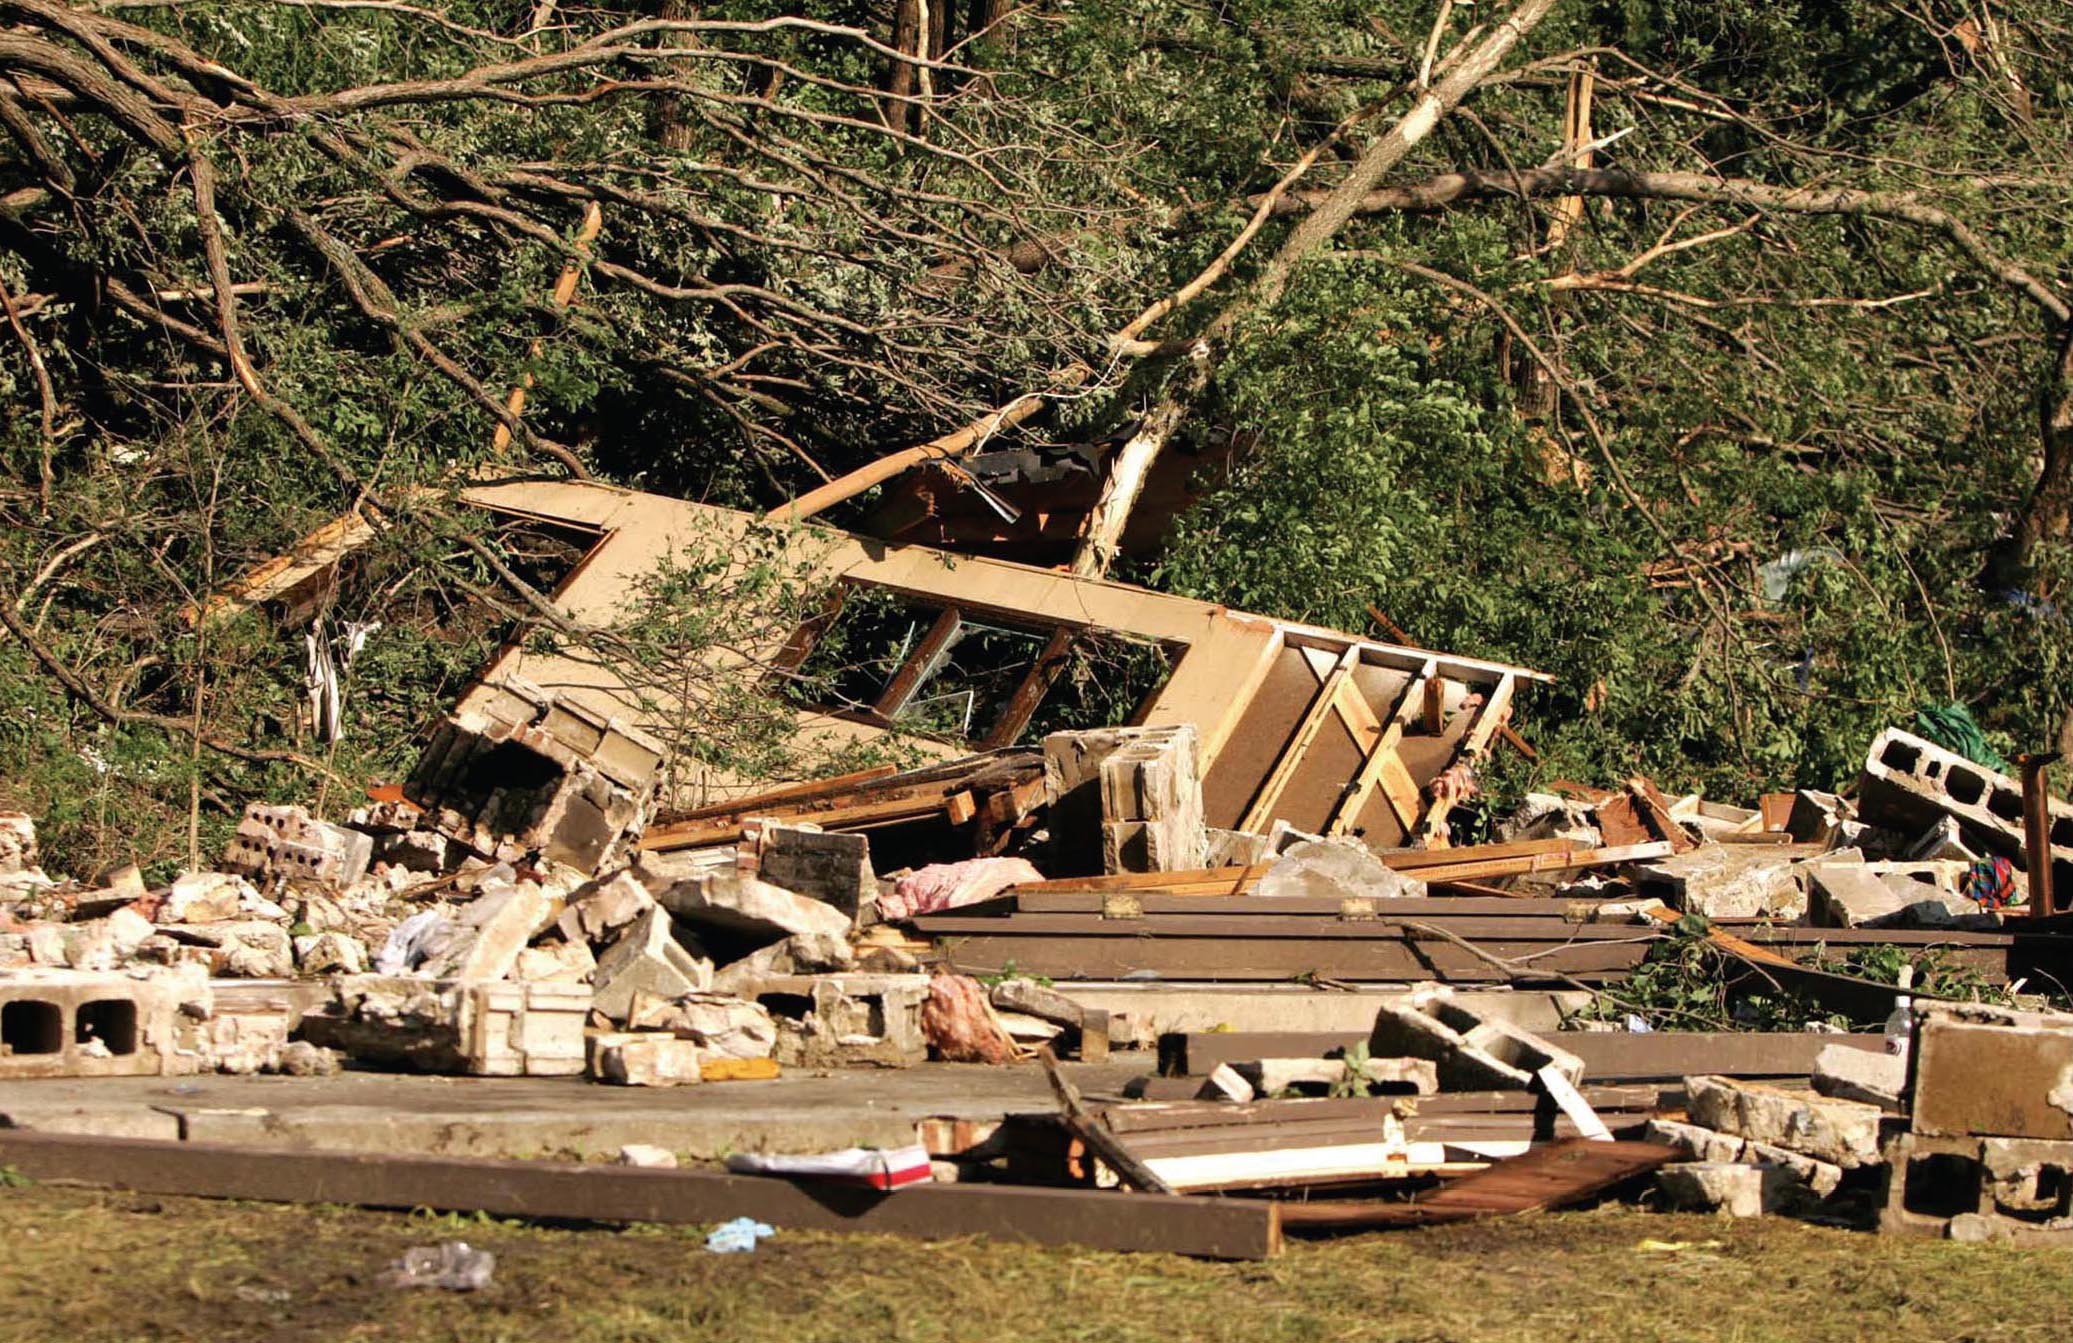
1, 1181, 2066, 1343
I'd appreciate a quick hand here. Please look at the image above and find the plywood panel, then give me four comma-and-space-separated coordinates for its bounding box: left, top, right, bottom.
1201, 647, 1319, 828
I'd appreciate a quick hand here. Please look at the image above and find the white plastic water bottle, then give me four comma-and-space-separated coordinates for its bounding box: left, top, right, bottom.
1883, 964, 1916, 1060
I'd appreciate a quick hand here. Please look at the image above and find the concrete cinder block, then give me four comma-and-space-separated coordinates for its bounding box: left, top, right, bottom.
1684, 1075, 1883, 1168
1044, 725, 1205, 876
1858, 727, 2073, 900
302, 975, 588, 1076
405, 676, 665, 875
1881, 1129, 2073, 1241
767, 973, 929, 1069
221, 803, 374, 889
590, 907, 714, 1023
0, 967, 207, 1078
709, 932, 854, 998
1368, 985, 1582, 1092
750, 824, 874, 916
1912, 1002, 2073, 1141
154, 920, 294, 979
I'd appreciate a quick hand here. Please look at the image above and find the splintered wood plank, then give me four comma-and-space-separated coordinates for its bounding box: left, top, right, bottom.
1239, 646, 1362, 832
1327, 657, 1436, 838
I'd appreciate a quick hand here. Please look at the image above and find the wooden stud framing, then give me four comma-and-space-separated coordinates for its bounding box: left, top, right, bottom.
1413, 671, 1516, 843
1328, 657, 1436, 838
1238, 646, 1361, 832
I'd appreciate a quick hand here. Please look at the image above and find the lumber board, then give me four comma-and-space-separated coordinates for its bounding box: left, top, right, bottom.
917, 912, 1671, 941
662, 764, 900, 823
1013, 893, 1600, 917
937, 933, 1650, 982
1270, 1138, 1678, 1230
0, 1130, 1280, 1261
1158, 1030, 1886, 1080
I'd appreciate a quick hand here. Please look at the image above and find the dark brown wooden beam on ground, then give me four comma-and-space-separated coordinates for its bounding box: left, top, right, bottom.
0, 1130, 1281, 1261
1269, 1138, 1680, 1231
1157, 1030, 1886, 1080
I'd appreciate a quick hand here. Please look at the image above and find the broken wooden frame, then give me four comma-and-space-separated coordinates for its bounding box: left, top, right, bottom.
205, 478, 1550, 841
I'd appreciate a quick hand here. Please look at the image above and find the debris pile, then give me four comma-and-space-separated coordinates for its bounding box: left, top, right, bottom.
4, 496, 2073, 1255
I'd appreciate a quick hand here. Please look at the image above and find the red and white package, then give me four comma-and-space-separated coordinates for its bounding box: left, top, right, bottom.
724, 1144, 933, 1190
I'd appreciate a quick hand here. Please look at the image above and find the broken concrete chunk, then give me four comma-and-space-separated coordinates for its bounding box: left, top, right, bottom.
1903, 815, 1979, 863
1633, 843, 1809, 920
415, 881, 551, 982
616, 1144, 679, 1168
1683, 1075, 1883, 1168
650, 866, 852, 949
1811, 1044, 1907, 1111
1197, 1062, 1256, 1103
988, 977, 1086, 1030
221, 802, 374, 889
1258, 839, 1428, 902
559, 868, 656, 945
1655, 1162, 1795, 1217
1785, 790, 1851, 844
589, 906, 713, 1022
513, 938, 596, 984
588, 1031, 705, 1087
1742, 1140, 1845, 1197
1643, 1118, 1748, 1165
155, 920, 294, 978
0, 812, 37, 875
1497, 793, 1603, 847
293, 931, 370, 977
302, 975, 588, 1076
161, 871, 252, 924
1808, 861, 1993, 929
708, 931, 855, 998
62, 907, 156, 971
624, 991, 777, 1059
1369, 985, 1582, 1092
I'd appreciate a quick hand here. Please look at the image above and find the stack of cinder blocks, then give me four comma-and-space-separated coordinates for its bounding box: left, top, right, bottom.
1882, 1002, 2073, 1242
221, 802, 374, 889
1859, 727, 2073, 908
1043, 725, 1205, 876
406, 676, 665, 873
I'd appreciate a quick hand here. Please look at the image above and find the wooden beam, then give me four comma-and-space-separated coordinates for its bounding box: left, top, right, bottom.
981, 624, 1076, 750
1238, 646, 1361, 832
0, 1130, 1280, 1261
875, 605, 964, 719
1328, 657, 1436, 838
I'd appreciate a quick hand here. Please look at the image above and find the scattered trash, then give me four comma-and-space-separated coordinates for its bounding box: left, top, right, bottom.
379, 1241, 496, 1291
705, 1217, 776, 1254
